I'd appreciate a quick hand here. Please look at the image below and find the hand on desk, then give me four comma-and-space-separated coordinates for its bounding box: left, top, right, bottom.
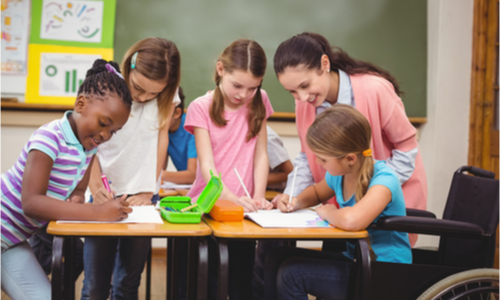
126, 192, 154, 206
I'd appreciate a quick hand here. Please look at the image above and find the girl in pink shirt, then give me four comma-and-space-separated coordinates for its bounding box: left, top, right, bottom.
272, 32, 427, 247
184, 39, 273, 299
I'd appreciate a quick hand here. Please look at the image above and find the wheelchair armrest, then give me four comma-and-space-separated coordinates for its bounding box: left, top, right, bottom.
405, 208, 436, 218
371, 216, 485, 238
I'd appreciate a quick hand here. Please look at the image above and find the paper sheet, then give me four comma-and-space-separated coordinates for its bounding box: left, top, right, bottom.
244, 209, 332, 228
161, 181, 192, 190
57, 205, 164, 224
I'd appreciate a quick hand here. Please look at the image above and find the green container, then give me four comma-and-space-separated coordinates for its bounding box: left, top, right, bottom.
159, 171, 222, 223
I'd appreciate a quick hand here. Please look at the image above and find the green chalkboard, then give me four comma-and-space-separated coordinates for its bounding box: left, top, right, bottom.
114, 0, 426, 117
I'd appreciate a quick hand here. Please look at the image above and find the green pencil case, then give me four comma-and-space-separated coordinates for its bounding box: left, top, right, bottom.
159, 171, 222, 223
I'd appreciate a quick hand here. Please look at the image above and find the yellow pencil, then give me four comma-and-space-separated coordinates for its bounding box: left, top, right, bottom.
180, 203, 198, 212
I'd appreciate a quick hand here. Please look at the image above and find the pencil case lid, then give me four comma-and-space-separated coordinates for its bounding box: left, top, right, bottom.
196, 170, 223, 213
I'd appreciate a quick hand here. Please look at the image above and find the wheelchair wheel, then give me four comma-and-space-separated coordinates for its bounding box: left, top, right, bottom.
417, 268, 499, 300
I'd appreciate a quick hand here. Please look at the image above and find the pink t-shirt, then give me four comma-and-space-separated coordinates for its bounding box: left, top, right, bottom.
184, 90, 274, 201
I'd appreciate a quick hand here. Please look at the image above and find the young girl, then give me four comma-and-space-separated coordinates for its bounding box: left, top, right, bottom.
81, 37, 181, 299
272, 32, 427, 246
1, 59, 132, 300
264, 104, 412, 300
184, 38, 273, 299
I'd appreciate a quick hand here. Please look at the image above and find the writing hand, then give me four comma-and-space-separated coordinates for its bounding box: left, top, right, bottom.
99, 195, 132, 221
235, 196, 259, 212
93, 187, 115, 205
255, 197, 273, 210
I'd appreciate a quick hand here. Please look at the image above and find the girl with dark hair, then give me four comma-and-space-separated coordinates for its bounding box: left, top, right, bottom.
272, 32, 427, 246
1, 59, 132, 300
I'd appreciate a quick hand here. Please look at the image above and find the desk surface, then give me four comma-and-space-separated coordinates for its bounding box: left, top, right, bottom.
203, 215, 368, 239
47, 219, 212, 237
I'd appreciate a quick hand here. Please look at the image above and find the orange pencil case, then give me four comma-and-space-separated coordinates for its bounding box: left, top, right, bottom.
209, 199, 244, 222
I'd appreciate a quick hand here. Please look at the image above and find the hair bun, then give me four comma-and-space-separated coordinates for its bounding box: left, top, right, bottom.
86, 59, 122, 77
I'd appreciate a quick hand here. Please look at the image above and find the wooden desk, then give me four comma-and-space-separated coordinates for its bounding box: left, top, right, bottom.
47, 219, 212, 300
203, 216, 371, 300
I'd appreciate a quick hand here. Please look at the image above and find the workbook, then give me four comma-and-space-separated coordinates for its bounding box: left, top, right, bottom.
244, 209, 332, 228
57, 205, 164, 224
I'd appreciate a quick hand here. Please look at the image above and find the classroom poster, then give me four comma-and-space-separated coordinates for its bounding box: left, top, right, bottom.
1, 0, 31, 75
25, 0, 116, 104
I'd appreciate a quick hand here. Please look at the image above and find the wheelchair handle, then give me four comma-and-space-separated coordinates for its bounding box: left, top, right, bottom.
457, 166, 495, 179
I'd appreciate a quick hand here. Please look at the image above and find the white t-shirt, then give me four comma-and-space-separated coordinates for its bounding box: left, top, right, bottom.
98, 99, 160, 195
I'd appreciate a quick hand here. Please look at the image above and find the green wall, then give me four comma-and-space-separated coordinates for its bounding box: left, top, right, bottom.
114, 0, 426, 117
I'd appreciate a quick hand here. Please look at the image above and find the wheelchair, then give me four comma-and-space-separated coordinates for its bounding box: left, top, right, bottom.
356, 166, 499, 300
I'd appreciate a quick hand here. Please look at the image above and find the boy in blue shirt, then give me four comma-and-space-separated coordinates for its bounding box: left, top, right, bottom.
162, 87, 197, 184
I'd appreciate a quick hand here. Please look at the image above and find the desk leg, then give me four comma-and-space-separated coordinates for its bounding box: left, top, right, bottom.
196, 237, 208, 300
167, 238, 180, 300
63, 237, 75, 300
51, 236, 64, 300
356, 238, 371, 300
216, 238, 229, 300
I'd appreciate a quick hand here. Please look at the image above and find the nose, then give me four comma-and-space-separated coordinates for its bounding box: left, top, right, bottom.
101, 129, 112, 142
297, 90, 309, 102
239, 89, 250, 100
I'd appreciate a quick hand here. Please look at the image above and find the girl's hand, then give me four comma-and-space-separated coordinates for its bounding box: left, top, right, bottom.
235, 196, 259, 212
92, 187, 115, 205
99, 195, 132, 221
277, 195, 299, 213
271, 194, 287, 208
66, 195, 85, 204
255, 197, 273, 210
126, 193, 153, 206
315, 203, 337, 220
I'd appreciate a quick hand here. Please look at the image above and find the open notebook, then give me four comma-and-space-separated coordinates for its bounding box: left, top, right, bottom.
57, 205, 164, 224
244, 209, 332, 228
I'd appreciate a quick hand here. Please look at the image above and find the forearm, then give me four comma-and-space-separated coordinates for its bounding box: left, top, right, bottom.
23, 195, 101, 221
268, 172, 289, 186
88, 157, 104, 195
253, 157, 268, 200
296, 185, 322, 209
161, 170, 195, 184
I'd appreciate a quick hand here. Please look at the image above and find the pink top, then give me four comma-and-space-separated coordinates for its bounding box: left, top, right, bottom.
184, 90, 274, 201
296, 74, 427, 212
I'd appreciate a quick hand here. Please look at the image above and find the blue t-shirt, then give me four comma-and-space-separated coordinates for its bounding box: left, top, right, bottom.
325, 161, 412, 264
168, 114, 197, 171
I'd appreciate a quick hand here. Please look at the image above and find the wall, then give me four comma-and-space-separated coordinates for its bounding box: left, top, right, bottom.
0, 0, 474, 249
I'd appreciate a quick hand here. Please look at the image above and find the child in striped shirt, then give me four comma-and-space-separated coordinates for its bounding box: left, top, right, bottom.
1, 59, 133, 300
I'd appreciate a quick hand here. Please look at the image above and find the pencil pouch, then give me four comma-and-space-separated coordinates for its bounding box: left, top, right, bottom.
159, 171, 222, 223
209, 199, 244, 222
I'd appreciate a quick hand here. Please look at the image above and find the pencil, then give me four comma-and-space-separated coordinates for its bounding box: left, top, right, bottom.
233, 168, 252, 199
289, 167, 298, 204
180, 203, 198, 212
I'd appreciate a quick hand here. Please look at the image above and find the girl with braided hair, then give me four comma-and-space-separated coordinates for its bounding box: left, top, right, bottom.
1, 58, 132, 300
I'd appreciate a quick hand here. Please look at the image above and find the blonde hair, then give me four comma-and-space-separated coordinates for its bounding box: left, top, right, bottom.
306, 104, 374, 202
211, 39, 267, 142
121, 37, 181, 128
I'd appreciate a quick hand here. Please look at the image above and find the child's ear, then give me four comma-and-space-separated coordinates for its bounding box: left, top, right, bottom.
74, 95, 87, 113
216, 61, 225, 77
173, 106, 183, 119
345, 153, 358, 166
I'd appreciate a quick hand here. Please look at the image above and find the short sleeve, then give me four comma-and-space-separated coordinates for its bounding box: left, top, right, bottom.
369, 164, 400, 202
184, 95, 211, 135
27, 127, 60, 161
267, 127, 289, 169
187, 133, 197, 159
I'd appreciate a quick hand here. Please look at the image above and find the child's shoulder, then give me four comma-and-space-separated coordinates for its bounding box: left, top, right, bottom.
371, 161, 400, 189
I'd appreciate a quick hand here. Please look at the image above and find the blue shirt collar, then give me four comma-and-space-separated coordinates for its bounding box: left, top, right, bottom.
60, 111, 81, 146
317, 70, 355, 114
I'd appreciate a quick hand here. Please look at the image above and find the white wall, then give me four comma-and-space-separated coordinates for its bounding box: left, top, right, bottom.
0, 0, 474, 249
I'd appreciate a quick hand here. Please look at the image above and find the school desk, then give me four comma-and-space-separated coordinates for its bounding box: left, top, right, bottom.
47, 219, 212, 300
202, 215, 371, 300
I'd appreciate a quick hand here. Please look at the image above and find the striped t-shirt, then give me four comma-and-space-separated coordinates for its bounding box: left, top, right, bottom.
1, 111, 97, 249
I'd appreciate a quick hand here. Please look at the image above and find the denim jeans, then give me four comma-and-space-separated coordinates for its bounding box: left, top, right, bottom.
263, 247, 353, 300
81, 194, 159, 300
1, 240, 51, 300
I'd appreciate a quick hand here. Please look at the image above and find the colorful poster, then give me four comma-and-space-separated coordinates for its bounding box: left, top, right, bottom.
25, 44, 113, 105
1, 0, 31, 75
40, 0, 103, 43
39, 52, 101, 96
30, 0, 115, 48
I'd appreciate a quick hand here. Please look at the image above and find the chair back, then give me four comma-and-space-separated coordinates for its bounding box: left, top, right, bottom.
439, 166, 499, 267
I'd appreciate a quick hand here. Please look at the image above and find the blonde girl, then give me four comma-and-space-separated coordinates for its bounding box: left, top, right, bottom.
82, 37, 180, 299
184, 38, 273, 299
265, 105, 411, 300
